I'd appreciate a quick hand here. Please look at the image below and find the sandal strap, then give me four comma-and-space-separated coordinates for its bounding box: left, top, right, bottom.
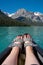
14, 38, 23, 43
24, 38, 32, 42
24, 43, 37, 47
24, 38, 37, 47
9, 43, 22, 49
9, 38, 23, 49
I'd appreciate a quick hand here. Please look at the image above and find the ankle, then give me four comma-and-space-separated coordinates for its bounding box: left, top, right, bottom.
25, 40, 33, 50
26, 46, 33, 54
11, 47, 19, 54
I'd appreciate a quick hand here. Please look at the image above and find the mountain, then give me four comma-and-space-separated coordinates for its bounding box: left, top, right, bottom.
0, 9, 43, 26
0, 10, 28, 26
9, 8, 43, 23
34, 12, 43, 16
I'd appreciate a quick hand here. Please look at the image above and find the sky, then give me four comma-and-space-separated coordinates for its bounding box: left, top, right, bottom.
0, 0, 43, 13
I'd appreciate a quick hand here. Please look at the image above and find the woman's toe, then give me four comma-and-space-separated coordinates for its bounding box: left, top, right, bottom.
27, 34, 31, 38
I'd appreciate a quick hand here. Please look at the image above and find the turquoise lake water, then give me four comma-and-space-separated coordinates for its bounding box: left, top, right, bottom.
0, 26, 43, 53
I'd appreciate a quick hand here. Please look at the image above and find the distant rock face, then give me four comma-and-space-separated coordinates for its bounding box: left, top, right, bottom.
0, 9, 43, 26
10, 8, 34, 19
1, 8, 43, 22
7, 8, 43, 22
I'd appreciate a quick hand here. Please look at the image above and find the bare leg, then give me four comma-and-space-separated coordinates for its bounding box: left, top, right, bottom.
2, 46, 19, 65
2, 36, 22, 65
23, 34, 40, 65
25, 45, 40, 65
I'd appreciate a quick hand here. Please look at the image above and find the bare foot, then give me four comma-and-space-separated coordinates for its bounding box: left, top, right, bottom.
12, 35, 23, 54
23, 34, 33, 53
23, 34, 40, 65
2, 35, 23, 65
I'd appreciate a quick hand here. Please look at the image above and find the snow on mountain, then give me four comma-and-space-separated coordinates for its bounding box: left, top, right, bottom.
1, 8, 43, 22
9, 8, 43, 22
7, 8, 27, 18
0, 10, 14, 17
3, 12, 14, 17
8, 13, 15, 17
34, 12, 43, 16
10, 8, 34, 19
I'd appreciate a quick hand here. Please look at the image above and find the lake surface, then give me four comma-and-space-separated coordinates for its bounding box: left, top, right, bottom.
0, 26, 43, 53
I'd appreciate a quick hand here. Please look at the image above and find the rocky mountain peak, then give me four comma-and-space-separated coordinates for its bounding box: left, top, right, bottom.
1, 8, 43, 22
16, 8, 27, 14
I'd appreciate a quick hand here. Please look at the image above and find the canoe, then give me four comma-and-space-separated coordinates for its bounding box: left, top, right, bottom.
0, 41, 43, 65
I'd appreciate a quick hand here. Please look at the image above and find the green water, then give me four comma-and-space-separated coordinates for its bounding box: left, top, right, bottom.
0, 26, 43, 53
